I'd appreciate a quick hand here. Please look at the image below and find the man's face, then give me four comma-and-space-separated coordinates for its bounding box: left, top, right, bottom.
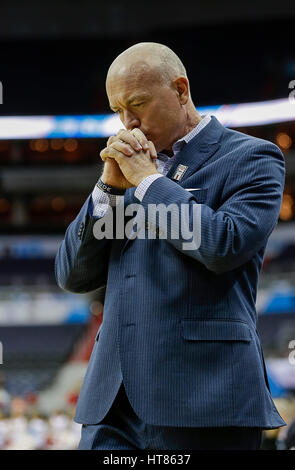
106, 66, 186, 154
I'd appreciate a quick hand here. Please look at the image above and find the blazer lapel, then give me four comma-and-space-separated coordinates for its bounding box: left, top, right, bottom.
166, 116, 224, 184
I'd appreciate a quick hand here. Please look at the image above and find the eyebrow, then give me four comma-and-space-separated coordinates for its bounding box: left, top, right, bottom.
110, 94, 151, 111
126, 94, 150, 105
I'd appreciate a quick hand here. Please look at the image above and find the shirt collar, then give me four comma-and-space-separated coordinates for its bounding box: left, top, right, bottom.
157, 114, 211, 162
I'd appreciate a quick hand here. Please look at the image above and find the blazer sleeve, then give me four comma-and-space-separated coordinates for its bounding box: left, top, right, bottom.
139, 142, 285, 274
55, 195, 112, 293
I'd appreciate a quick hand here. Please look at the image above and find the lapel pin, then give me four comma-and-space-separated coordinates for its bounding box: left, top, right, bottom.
172, 164, 188, 181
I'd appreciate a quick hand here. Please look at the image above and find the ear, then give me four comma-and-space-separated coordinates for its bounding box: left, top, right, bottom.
173, 77, 189, 105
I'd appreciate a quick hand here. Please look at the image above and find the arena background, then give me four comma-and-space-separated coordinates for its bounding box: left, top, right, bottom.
0, 0, 295, 450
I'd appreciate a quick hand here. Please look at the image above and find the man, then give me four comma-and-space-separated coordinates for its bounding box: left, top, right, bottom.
55, 42, 286, 450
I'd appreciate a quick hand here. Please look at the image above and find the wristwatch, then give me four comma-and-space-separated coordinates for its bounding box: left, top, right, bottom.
96, 177, 126, 196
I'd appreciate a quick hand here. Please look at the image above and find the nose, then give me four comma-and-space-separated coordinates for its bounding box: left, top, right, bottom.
123, 110, 140, 130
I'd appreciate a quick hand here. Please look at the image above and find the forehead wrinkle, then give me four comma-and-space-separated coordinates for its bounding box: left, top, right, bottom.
107, 71, 154, 109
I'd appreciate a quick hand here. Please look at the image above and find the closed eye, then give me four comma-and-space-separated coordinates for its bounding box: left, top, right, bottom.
110, 103, 144, 113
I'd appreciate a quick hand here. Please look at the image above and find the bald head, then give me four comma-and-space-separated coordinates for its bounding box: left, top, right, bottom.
105, 42, 201, 154
106, 42, 188, 89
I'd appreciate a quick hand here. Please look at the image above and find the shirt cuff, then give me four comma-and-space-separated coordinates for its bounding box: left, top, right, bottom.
134, 174, 164, 202
91, 184, 124, 217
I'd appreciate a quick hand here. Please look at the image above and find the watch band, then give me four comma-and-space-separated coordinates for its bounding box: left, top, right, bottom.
96, 177, 126, 196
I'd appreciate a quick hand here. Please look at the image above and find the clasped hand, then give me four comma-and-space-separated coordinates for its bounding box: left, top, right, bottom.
100, 128, 159, 188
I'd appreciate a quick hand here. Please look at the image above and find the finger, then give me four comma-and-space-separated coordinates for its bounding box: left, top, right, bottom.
106, 135, 116, 146
117, 129, 143, 151
110, 141, 134, 157
100, 147, 125, 162
100, 148, 110, 162
130, 128, 149, 151
107, 133, 137, 151
148, 140, 157, 160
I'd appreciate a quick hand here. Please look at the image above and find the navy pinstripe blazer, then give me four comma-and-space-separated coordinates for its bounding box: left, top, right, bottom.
55, 116, 286, 428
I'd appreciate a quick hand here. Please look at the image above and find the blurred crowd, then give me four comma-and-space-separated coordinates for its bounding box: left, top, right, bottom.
259, 397, 295, 450
0, 387, 81, 450
1, 383, 295, 450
